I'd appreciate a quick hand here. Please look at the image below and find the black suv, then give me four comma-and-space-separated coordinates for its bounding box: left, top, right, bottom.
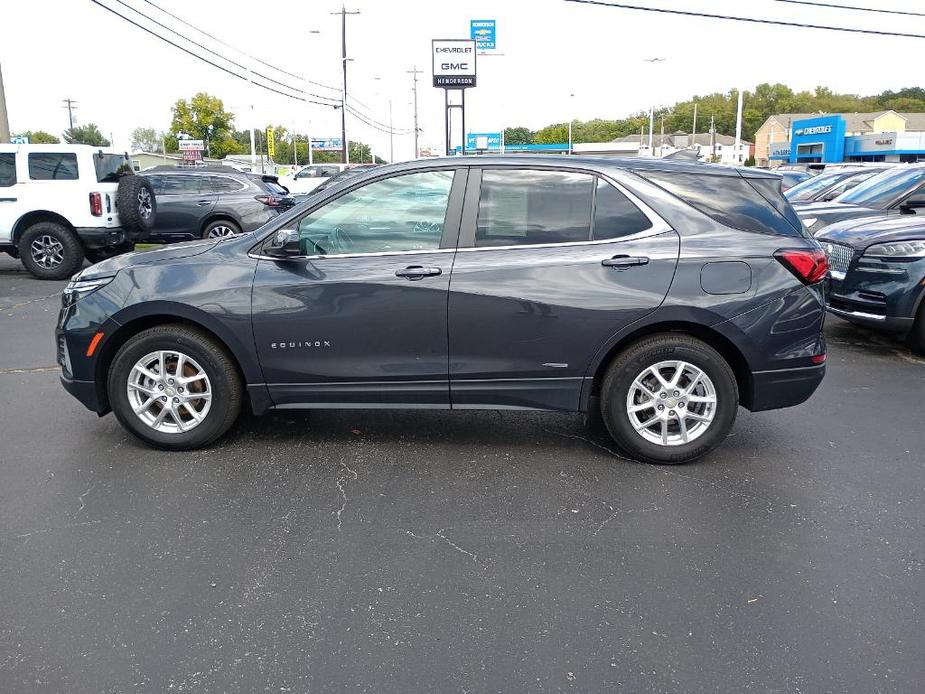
56, 156, 827, 464
141, 166, 294, 242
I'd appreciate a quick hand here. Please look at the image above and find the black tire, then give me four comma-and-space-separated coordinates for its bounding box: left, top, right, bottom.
202, 219, 241, 239
107, 324, 242, 450
908, 303, 925, 354
117, 174, 156, 233
599, 333, 739, 465
18, 222, 85, 280
85, 242, 134, 264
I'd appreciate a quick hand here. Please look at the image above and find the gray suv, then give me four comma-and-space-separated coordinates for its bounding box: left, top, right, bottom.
56, 156, 827, 464
142, 166, 294, 242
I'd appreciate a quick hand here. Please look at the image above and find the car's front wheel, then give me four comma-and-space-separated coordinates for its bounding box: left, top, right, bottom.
202, 220, 241, 239
600, 334, 739, 464
108, 325, 242, 450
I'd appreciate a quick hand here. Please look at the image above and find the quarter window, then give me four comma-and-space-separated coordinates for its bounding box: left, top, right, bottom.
593, 178, 652, 239
0, 153, 15, 187
293, 170, 454, 255
209, 175, 245, 193
476, 169, 593, 247
28, 153, 78, 181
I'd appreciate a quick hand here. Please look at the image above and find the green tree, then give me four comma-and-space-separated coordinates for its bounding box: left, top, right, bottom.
130, 126, 161, 152
62, 123, 110, 146
503, 126, 534, 145
170, 92, 236, 158
13, 130, 59, 144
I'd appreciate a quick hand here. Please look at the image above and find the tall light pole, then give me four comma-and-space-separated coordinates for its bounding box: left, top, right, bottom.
332, 6, 360, 164
374, 76, 394, 163
407, 66, 422, 159
0, 63, 10, 144
643, 57, 665, 157
734, 87, 744, 164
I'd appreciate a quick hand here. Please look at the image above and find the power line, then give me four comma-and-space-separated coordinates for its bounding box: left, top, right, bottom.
564, 0, 925, 39
89, 0, 341, 106
772, 0, 925, 18
112, 0, 341, 105
140, 0, 342, 93
345, 105, 411, 135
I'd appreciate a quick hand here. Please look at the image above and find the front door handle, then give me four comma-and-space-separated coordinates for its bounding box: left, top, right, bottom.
395, 265, 442, 280
602, 255, 649, 268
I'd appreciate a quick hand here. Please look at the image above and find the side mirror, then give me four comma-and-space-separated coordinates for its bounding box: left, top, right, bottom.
265, 228, 302, 257
901, 194, 925, 213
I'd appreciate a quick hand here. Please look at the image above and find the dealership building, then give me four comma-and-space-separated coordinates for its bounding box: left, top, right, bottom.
754, 110, 925, 167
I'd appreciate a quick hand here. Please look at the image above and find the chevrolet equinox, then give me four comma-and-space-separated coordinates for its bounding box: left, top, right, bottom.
56, 156, 828, 464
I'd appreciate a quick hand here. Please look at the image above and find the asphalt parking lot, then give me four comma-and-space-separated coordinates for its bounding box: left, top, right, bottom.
1, 253, 923, 693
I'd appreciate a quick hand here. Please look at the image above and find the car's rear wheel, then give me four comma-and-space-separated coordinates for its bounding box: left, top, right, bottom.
909, 303, 925, 354
18, 222, 85, 280
108, 325, 242, 450
600, 334, 739, 464
202, 220, 241, 239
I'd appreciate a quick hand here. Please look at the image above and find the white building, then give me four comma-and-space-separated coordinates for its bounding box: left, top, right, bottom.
572, 131, 751, 165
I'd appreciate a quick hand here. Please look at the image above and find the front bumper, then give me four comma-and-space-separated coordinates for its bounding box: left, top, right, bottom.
60, 373, 107, 413
826, 304, 913, 332
748, 363, 826, 412
825, 255, 925, 333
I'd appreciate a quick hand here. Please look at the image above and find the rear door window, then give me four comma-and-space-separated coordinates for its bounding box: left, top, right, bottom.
476, 169, 594, 247
28, 153, 79, 181
592, 178, 652, 240
0, 153, 15, 187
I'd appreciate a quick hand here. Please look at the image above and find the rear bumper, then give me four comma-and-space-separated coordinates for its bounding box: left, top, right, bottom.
75, 226, 146, 249
747, 364, 826, 412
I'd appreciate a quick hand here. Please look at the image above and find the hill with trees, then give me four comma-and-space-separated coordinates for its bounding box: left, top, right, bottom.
508, 84, 925, 146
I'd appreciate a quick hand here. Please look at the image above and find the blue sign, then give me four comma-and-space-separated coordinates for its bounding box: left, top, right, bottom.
310, 138, 343, 151
466, 132, 502, 150
789, 115, 845, 164
470, 19, 496, 50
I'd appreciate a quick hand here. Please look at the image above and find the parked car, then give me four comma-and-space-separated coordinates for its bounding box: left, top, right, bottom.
281, 164, 348, 195
797, 164, 925, 233
785, 167, 889, 205
56, 156, 827, 464
780, 170, 813, 192
141, 166, 294, 242
0, 144, 156, 279
817, 215, 925, 350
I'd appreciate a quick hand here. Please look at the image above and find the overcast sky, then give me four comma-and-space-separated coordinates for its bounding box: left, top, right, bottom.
3, 0, 925, 159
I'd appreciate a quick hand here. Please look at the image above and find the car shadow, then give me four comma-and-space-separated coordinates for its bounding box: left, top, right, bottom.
825, 316, 925, 364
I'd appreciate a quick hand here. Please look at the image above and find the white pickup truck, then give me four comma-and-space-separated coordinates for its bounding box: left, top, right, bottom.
0, 144, 156, 279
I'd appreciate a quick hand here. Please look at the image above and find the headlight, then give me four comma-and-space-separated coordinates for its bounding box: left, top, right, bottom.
63, 275, 115, 307
863, 240, 925, 259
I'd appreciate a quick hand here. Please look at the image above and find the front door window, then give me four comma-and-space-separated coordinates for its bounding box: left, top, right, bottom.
294, 170, 453, 255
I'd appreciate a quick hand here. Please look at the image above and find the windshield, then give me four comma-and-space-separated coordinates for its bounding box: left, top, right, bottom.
94, 153, 129, 182
785, 171, 846, 202
836, 167, 925, 207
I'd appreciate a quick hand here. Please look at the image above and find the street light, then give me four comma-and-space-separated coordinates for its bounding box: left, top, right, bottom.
643, 57, 665, 156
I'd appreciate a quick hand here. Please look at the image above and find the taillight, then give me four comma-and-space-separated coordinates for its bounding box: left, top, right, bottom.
89, 192, 102, 217
255, 195, 283, 207
774, 248, 829, 285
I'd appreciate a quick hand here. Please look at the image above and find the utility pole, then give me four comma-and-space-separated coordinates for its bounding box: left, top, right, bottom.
659, 114, 665, 157
388, 99, 394, 163
710, 114, 716, 161
692, 102, 698, 145
407, 66, 422, 159
62, 98, 77, 130
734, 87, 744, 164
0, 63, 10, 143
332, 5, 360, 164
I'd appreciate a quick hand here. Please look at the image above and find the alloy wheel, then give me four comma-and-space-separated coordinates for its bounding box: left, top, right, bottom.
626, 360, 717, 446
137, 187, 153, 220
126, 350, 213, 433
207, 225, 236, 238
30, 235, 65, 269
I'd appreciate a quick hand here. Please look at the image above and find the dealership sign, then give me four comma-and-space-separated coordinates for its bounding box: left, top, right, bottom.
310, 138, 343, 151
178, 139, 205, 151
793, 125, 833, 137
466, 132, 502, 150
470, 19, 496, 50
432, 39, 477, 88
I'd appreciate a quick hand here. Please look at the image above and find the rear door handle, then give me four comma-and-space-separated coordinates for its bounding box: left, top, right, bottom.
602, 255, 649, 268
196, 199, 212, 206
395, 265, 442, 280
